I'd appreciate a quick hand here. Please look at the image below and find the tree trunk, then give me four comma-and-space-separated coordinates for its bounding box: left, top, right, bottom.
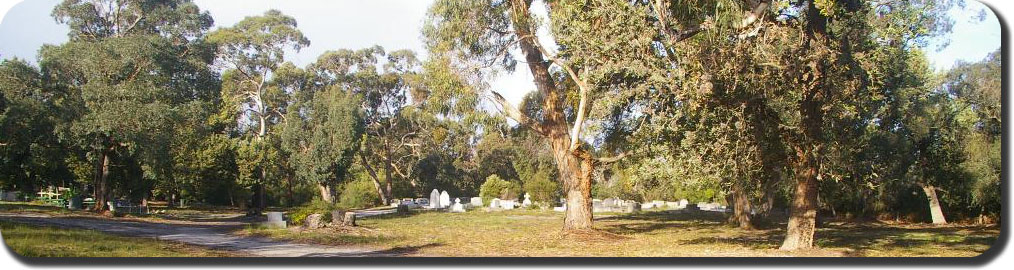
780, 2, 829, 250
383, 140, 395, 204
257, 168, 267, 210
559, 147, 594, 231
360, 154, 390, 204
780, 146, 820, 251
730, 181, 754, 230
92, 150, 112, 211
920, 184, 947, 224
318, 183, 333, 203
285, 174, 295, 206
508, 0, 595, 232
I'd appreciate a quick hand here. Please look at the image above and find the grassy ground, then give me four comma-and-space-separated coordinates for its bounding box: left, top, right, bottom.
0, 201, 74, 215
244, 209, 999, 257
0, 220, 237, 257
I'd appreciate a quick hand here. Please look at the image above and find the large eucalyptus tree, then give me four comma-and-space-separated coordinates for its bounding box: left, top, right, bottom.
42, 0, 216, 210
208, 10, 309, 211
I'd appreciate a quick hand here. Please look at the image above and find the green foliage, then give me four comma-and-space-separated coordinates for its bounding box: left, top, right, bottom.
337, 178, 381, 209
522, 169, 558, 204
479, 175, 521, 204
289, 199, 341, 226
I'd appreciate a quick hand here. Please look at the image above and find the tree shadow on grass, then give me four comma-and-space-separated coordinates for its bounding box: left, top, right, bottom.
815, 223, 999, 256
300, 243, 443, 257
595, 210, 736, 235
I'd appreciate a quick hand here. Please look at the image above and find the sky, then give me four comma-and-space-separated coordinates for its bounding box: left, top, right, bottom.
0, 0, 1003, 105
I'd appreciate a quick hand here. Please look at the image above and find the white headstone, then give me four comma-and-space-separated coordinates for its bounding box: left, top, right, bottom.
501, 200, 516, 210
470, 197, 484, 207
429, 189, 440, 208
440, 191, 451, 208
450, 198, 465, 213
263, 212, 286, 229
522, 193, 532, 206
679, 199, 689, 206
665, 201, 679, 209
553, 205, 567, 212
490, 198, 501, 209
602, 198, 616, 207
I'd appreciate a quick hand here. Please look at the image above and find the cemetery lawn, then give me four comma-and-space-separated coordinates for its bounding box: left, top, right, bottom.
244, 210, 999, 257
0, 220, 237, 257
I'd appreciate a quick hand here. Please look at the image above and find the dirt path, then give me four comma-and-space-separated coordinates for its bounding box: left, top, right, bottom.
0, 212, 401, 257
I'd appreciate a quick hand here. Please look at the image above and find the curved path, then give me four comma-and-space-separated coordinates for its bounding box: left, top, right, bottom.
0, 213, 402, 257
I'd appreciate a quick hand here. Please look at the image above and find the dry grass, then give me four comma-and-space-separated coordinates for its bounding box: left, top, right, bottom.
244, 209, 999, 257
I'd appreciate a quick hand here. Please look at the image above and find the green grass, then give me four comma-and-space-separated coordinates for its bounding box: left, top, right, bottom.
243, 209, 1000, 257
0, 201, 72, 214
0, 221, 236, 257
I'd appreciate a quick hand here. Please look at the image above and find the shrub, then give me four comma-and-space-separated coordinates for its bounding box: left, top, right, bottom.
337, 178, 380, 209
522, 169, 559, 204
290, 199, 341, 225
479, 175, 521, 204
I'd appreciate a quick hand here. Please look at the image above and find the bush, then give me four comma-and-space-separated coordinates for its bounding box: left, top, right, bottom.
290, 199, 341, 225
337, 178, 380, 209
479, 175, 521, 205
522, 169, 559, 204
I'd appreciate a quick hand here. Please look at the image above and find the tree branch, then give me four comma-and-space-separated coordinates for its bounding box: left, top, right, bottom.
489, 90, 547, 135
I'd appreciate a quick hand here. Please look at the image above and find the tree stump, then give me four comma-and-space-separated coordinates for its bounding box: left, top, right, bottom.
330, 210, 346, 225
341, 212, 357, 227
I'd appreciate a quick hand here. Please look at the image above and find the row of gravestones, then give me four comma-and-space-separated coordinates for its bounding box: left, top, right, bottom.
394, 189, 540, 212
553, 198, 731, 213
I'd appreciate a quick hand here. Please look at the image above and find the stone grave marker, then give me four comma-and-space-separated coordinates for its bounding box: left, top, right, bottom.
470, 197, 483, 207
450, 198, 465, 213
440, 191, 451, 208
522, 193, 532, 207
490, 198, 501, 209
430, 189, 440, 208
602, 198, 616, 207
263, 212, 287, 229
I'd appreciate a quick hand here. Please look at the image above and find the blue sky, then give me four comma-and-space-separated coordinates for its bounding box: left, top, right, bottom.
0, 0, 1002, 104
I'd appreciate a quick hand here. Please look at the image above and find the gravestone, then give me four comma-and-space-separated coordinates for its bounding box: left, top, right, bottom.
652, 200, 665, 208
698, 202, 710, 210
522, 193, 532, 207
679, 199, 689, 207
264, 212, 287, 229
305, 213, 325, 229
641, 203, 655, 210
602, 198, 616, 207
415, 198, 429, 206
501, 200, 516, 210
665, 201, 679, 209
553, 205, 567, 212
622, 202, 641, 213
430, 189, 440, 208
470, 197, 483, 207
440, 191, 451, 208
450, 198, 466, 213
490, 198, 501, 209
